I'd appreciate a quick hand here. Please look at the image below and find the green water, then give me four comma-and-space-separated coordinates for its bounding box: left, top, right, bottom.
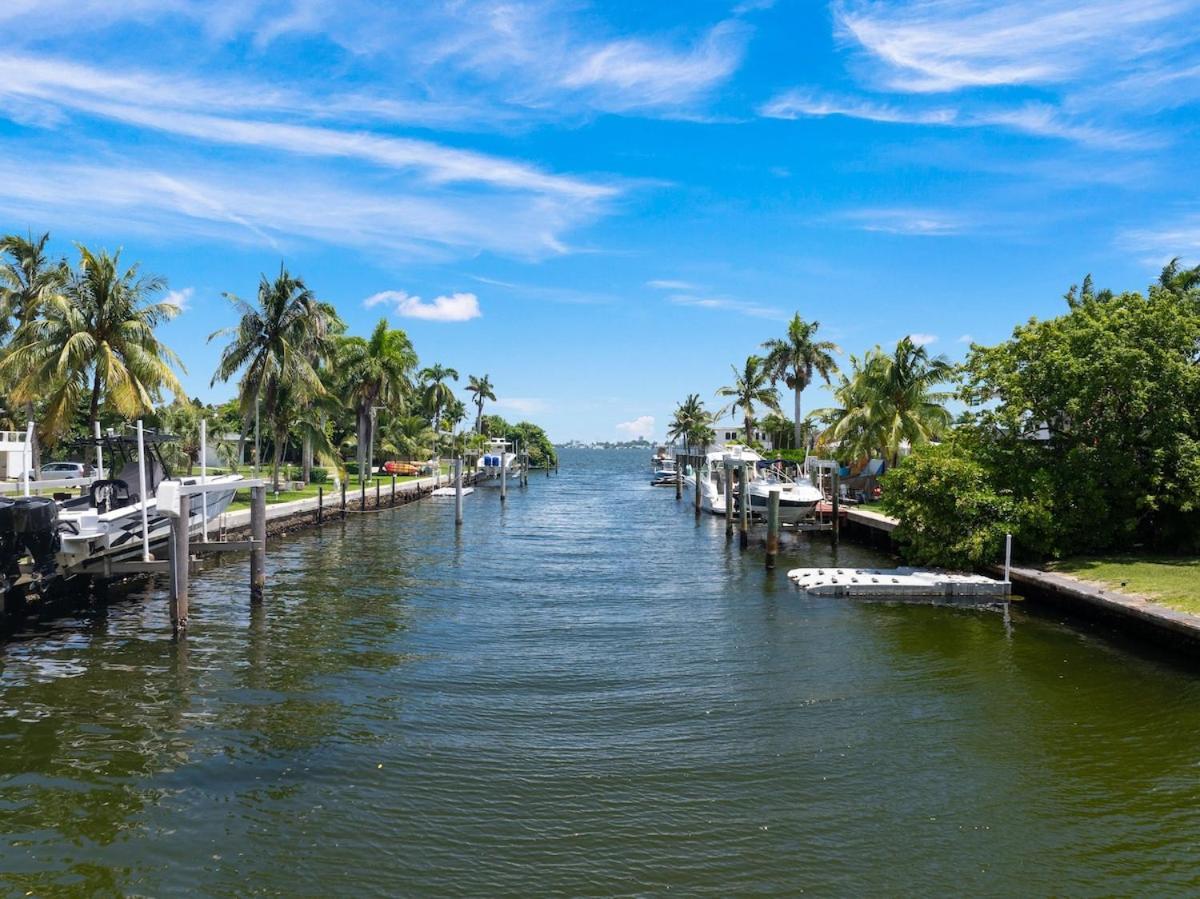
1, 449, 1198, 895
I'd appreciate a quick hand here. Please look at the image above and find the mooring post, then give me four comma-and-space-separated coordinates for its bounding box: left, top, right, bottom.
454, 457, 464, 526
500, 450, 507, 503
738, 462, 750, 549
317, 485, 324, 525
250, 485, 266, 601
766, 488, 780, 570
360, 476, 366, 511
724, 461, 734, 538
694, 455, 702, 516
1004, 533, 1012, 587
375, 479, 381, 509
341, 481, 347, 519
675, 455, 682, 501
832, 469, 841, 547
391, 474, 397, 506
169, 492, 190, 632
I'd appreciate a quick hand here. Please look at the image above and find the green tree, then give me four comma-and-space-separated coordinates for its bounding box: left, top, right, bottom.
716, 355, 780, 444
338, 319, 417, 484
667, 393, 713, 454
419, 363, 459, 434
761, 313, 839, 450
0, 232, 68, 472
3, 246, 184, 442
465, 374, 496, 433
210, 264, 337, 489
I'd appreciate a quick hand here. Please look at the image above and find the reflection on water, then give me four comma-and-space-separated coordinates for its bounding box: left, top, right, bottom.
1, 449, 1199, 895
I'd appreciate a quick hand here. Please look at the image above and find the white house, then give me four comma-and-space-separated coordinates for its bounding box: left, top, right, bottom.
710, 422, 773, 451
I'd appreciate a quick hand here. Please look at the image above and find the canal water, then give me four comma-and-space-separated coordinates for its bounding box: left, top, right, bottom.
1, 448, 1199, 895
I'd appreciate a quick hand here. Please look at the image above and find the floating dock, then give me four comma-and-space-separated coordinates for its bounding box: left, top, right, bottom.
788, 566, 1009, 598
431, 486, 473, 497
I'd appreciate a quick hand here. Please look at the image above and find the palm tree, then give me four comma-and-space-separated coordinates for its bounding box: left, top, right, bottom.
811, 337, 954, 465
668, 393, 712, 454
210, 264, 336, 489
0, 232, 68, 473
3, 246, 184, 441
338, 318, 418, 484
383, 414, 437, 461
420, 364, 459, 434
762, 313, 840, 450
716, 355, 780, 444
272, 379, 345, 483
465, 374, 496, 433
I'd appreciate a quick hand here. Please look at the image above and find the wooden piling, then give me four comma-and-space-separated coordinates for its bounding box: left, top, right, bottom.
317, 485, 323, 524
454, 457, 464, 526
500, 451, 507, 503
738, 463, 749, 549
693, 455, 702, 516
341, 481, 347, 519
675, 455, 682, 501
250, 485, 266, 601
832, 469, 841, 547
391, 474, 397, 506
724, 461, 734, 538
375, 479, 381, 509
766, 488, 780, 569
169, 493, 190, 632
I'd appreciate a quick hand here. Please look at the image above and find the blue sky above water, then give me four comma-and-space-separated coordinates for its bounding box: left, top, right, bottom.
1, 0, 1197, 441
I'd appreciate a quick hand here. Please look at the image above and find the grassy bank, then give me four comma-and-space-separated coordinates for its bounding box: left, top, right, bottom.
1049, 556, 1200, 614
225, 472, 438, 511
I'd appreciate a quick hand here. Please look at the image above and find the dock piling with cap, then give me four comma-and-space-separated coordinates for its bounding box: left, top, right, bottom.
250, 484, 266, 601
766, 488, 780, 569
724, 461, 734, 538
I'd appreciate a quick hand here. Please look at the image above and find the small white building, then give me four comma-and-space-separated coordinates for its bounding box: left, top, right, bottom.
710, 422, 773, 451
0, 430, 32, 479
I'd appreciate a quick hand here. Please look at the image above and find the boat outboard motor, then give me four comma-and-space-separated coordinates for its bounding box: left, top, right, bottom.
12, 496, 60, 577
0, 496, 19, 580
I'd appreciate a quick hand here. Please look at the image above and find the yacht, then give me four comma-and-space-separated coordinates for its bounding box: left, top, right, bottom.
476, 439, 522, 485
683, 445, 822, 523
650, 457, 677, 486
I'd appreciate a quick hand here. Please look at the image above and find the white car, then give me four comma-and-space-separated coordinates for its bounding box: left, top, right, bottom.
14, 461, 88, 481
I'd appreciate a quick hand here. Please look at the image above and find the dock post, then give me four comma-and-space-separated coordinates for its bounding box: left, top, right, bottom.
1004, 533, 1012, 588
738, 463, 749, 549
317, 485, 323, 525
831, 469, 841, 546
391, 474, 396, 506
500, 452, 507, 503
341, 481, 347, 519
169, 493, 190, 633
250, 485, 266, 602
694, 456, 702, 516
360, 477, 366, 511
766, 488, 780, 569
675, 455, 682, 501
724, 462, 734, 538
454, 457, 464, 526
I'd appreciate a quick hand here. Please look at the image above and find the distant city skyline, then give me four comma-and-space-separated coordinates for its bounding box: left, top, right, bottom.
2, 0, 1197, 441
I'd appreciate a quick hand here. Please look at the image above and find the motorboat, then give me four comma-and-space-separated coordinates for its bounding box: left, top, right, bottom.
683, 445, 823, 523
650, 457, 677, 486
0, 431, 241, 587
476, 438, 522, 486
651, 444, 673, 471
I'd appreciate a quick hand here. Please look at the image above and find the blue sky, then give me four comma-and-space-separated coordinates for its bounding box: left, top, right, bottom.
2, 0, 1197, 441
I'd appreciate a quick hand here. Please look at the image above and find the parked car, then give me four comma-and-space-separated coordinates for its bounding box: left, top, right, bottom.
13, 461, 88, 481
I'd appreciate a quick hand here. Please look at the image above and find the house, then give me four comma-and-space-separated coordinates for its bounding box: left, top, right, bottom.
710, 422, 773, 451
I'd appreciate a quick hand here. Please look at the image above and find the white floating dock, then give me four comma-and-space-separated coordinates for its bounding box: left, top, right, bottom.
787, 566, 1009, 598
431, 486, 473, 497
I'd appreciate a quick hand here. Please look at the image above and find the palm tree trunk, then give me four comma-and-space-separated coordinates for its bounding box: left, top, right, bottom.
271, 428, 284, 491
793, 385, 804, 452
88, 371, 103, 447
302, 433, 313, 483
745, 411, 753, 445
357, 407, 367, 486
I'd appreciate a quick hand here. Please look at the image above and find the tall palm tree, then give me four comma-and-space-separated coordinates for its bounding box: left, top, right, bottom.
0, 232, 67, 473
338, 318, 418, 484
762, 313, 840, 450
420, 363, 459, 434
210, 264, 335, 489
668, 393, 712, 454
465, 374, 496, 433
811, 337, 954, 465
716, 355, 780, 445
3, 246, 184, 441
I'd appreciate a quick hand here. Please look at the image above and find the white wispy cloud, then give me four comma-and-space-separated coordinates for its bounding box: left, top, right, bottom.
841, 208, 966, 236
1120, 215, 1200, 264
163, 286, 194, 312
760, 89, 956, 125
616, 415, 655, 438
908, 332, 938, 346
364, 290, 482, 322
647, 278, 699, 290
957, 334, 974, 344
667, 294, 787, 320
834, 0, 1193, 94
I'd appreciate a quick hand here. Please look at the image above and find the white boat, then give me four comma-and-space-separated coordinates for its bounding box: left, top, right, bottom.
0, 431, 241, 582
650, 457, 677, 486
683, 445, 823, 523
651, 444, 673, 471
476, 438, 522, 486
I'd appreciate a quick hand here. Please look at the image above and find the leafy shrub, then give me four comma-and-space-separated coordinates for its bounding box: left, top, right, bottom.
309, 467, 328, 484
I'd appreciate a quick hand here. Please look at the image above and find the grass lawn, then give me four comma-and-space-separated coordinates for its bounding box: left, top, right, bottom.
225, 472, 440, 511
1049, 555, 1200, 614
